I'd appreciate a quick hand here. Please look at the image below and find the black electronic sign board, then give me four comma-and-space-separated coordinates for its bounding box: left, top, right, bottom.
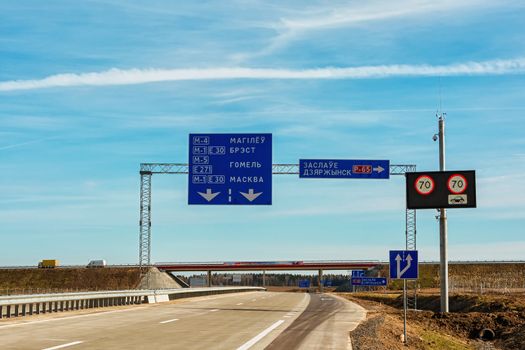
406, 170, 476, 209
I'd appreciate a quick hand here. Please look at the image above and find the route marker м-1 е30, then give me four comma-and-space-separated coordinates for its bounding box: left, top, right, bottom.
188, 133, 272, 205
299, 159, 390, 179
389, 250, 418, 279
406, 170, 476, 209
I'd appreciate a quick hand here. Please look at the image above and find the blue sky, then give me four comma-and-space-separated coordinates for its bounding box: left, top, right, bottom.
1, 1, 525, 265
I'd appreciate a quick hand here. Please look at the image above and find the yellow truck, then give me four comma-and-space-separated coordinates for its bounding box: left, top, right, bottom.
38, 259, 59, 268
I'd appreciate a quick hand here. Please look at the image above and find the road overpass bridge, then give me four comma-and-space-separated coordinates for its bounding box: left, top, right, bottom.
155, 260, 381, 291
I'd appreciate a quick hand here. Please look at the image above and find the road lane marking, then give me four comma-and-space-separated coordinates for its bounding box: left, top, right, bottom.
159, 318, 179, 324
210, 309, 219, 312
0, 307, 146, 330
42, 341, 83, 350
283, 315, 291, 318
236, 320, 285, 350
236, 303, 244, 305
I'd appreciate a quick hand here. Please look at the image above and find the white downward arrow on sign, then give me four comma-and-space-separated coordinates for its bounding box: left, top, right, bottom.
240, 189, 262, 202
373, 165, 385, 173
198, 189, 220, 202
395, 254, 413, 278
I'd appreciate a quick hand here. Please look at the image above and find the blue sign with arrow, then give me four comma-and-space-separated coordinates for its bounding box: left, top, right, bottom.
299, 159, 389, 179
351, 270, 365, 278
298, 280, 311, 288
351, 277, 387, 286
389, 250, 418, 279
188, 133, 272, 205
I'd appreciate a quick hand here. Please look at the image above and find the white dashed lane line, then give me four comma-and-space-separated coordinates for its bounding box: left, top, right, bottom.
159, 318, 179, 324
235, 320, 285, 350
42, 341, 84, 350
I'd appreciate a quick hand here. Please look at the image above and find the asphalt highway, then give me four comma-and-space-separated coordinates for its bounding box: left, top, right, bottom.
0, 291, 365, 350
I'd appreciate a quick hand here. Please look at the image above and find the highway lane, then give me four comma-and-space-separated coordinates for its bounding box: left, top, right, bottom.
0, 292, 309, 350
0, 291, 365, 350
266, 293, 366, 349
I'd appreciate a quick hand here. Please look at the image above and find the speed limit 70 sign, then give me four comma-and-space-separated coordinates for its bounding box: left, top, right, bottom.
406, 170, 476, 209
415, 175, 435, 195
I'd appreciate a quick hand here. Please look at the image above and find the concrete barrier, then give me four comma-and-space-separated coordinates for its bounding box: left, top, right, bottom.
0, 287, 265, 318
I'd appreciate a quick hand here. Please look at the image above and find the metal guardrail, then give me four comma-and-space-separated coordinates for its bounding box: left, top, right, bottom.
0, 287, 265, 319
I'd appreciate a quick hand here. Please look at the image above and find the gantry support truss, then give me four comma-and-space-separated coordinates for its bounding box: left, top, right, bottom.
139, 163, 417, 307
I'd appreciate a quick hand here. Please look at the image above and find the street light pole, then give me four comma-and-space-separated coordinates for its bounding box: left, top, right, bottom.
438, 114, 449, 312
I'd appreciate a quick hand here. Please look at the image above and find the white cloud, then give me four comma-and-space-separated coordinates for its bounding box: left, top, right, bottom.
233, 0, 503, 61
1, 58, 525, 91
280, 0, 488, 31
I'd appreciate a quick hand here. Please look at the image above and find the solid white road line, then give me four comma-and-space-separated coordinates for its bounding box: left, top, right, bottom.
0, 307, 147, 330
236, 303, 244, 306
236, 320, 285, 350
159, 318, 179, 324
42, 341, 83, 350
210, 309, 219, 312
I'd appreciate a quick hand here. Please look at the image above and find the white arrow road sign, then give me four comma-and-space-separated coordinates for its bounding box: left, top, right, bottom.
240, 189, 262, 202
198, 189, 220, 202
395, 253, 413, 278
373, 165, 385, 173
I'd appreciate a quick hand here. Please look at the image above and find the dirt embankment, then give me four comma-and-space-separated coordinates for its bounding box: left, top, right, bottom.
0, 268, 142, 293
340, 292, 525, 350
375, 263, 525, 290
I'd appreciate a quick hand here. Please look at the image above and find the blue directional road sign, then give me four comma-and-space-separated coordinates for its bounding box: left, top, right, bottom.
389, 250, 418, 279
322, 280, 332, 287
188, 133, 272, 205
351, 270, 365, 278
299, 159, 390, 179
299, 280, 311, 288
351, 277, 387, 286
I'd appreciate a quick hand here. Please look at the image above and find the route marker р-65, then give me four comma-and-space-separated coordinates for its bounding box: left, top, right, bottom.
389, 250, 418, 280
188, 133, 272, 205
299, 159, 390, 179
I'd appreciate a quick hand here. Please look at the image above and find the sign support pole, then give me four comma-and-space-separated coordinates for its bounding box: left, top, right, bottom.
403, 279, 407, 343
438, 114, 449, 312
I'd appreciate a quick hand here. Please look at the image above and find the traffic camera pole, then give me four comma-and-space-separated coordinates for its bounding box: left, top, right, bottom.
438, 114, 449, 312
